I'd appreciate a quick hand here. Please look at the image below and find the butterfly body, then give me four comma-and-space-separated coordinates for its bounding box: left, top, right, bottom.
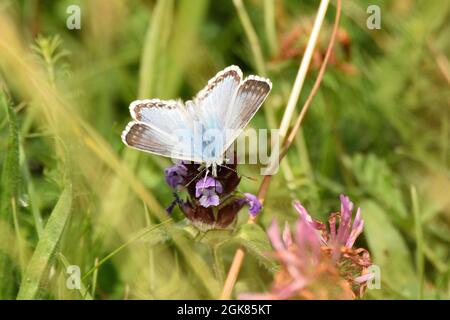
122, 65, 272, 176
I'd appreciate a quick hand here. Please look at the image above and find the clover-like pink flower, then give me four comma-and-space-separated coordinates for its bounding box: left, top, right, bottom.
240, 195, 373, 300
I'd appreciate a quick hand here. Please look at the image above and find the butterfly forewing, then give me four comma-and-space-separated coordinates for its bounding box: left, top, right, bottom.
223, 75, 272, 150
193, 65, 242, 131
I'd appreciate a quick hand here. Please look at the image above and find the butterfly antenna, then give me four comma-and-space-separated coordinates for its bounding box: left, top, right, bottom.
180, 166, 208, 191
220, 164, 257, 181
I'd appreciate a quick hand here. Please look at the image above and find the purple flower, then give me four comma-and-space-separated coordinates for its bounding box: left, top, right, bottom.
239, 193, 262, 217
195, 177, 223, 208
164, 162, 188, 189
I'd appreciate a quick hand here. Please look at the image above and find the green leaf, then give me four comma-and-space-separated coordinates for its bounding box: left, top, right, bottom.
0, 91, 20, 299
361, 200, 417, 298
17, 185, 72, 300
233, 223, 278, 273
348, 154, 407, 219
58, 253, 93, 300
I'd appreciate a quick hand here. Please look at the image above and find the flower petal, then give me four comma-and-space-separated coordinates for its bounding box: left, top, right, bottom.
199, 194, 220, 207
267, 219, 285, 251
282, 222, 293, 247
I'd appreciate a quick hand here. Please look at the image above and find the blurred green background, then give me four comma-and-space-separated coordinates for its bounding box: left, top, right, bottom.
0, 0, 449, 299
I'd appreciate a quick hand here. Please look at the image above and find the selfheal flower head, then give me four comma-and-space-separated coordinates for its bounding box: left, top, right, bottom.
183, 162, 240, 201
164, 160, 249, 230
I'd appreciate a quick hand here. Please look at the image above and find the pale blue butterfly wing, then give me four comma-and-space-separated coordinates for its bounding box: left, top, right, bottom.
223, 75, 272, 152
122, 99, 203, 162
191, 66, 243, 163
121, 65, 272, 166
192, 65, 242, 132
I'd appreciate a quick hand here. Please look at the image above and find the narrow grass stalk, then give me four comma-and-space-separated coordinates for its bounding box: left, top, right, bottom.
233, 0, 296, 192
143, 203, 156, 294
221, 0, 339, 299
20, 144, 44, 238
91, 257, 99, 298
233, 0, 267, 75
232, 0, 292, 200
163, 0, 208, 98
411, 186, 425, 299
278, 0, 330, 139
11, 198, 25, 273
138, 0, 173, 98
82, 219, 173, 281
263, 0, 278, 56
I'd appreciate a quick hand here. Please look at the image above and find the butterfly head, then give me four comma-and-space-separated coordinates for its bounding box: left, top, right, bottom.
205, 158, 224, 177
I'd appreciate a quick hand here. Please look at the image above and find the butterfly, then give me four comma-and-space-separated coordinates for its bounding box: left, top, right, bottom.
121, 65, 272, 176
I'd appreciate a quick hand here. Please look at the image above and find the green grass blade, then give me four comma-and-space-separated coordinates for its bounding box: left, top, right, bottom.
58, 253, 93, 300
0, 90, 20, 299
263, 0, 278, 56
20, 144, 44, 238
138, 0, 174, 98
17, 185, 72, 300
411, 186, 425, 299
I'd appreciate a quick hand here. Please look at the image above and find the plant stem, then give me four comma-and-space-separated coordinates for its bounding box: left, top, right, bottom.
278, 0, 330, 140
220, 246, 246, 300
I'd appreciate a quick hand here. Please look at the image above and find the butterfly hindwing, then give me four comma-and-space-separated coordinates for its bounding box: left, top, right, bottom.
129, 99, 194, 133
122, 99, 203, 161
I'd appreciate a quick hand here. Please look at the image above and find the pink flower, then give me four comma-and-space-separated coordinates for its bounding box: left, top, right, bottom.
294, 194, 365, 256
240, 195, 373, 300
240, 218, 324, 300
